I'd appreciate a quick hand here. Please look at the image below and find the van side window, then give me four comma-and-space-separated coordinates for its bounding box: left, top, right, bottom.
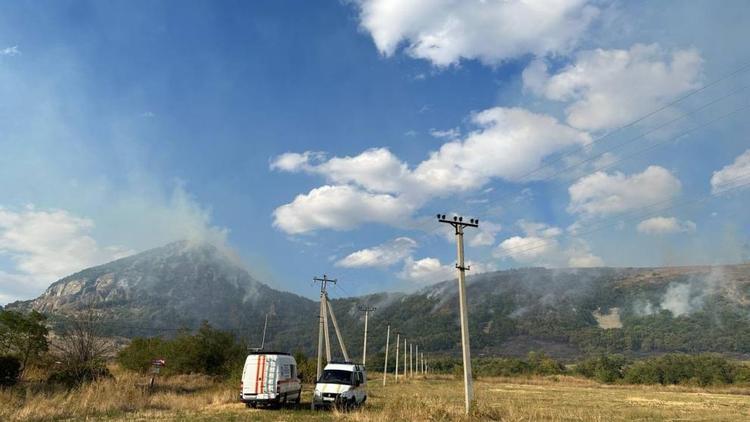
290, 364, 296, 379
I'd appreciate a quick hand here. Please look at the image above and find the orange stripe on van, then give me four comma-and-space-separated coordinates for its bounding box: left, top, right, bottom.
259, 355, 266, 394
254, 355, 261, 394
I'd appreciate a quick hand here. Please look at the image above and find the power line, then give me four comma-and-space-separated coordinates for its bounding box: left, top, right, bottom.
513, 59, 750, 185
493, 174, 750, 259
558, 102, 750, 184
542, 87, 748, 185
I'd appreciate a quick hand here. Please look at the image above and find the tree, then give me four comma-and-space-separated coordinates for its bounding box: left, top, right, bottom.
0, 310, 49, 375
49, 310, 113, 386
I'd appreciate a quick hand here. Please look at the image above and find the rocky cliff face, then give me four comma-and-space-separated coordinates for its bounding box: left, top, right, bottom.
8, 240, 318, 351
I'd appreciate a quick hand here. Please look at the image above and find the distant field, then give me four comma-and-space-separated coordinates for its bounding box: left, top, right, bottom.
3, 369, 750, 421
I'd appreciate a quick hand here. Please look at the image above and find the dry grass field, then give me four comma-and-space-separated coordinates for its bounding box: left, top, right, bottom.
2, 367, 750, 421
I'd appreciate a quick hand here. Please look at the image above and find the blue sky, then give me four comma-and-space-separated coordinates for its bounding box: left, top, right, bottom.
1, 0, 749, 304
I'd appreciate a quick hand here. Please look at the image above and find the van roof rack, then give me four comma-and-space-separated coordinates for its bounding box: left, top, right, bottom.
248, 351, 291, 356
328, 360, 363, 365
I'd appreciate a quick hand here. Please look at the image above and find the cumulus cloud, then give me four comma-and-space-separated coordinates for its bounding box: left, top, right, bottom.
354, 0, 599, 67
494, 220, 602, 267
336, 237, 417, 268
429, 127, 460, 140
523, 44, 703, 131
272, 107, 588, 233
0, 206, 133, 303
0, 46, 20, 56
412, 108, 591, 193
468, 221, 502, 247
568, 166, 681, 217
399, 256, 454, 283
272, 185, 415, 234
269, 151, 325, 172
710, 149, 750, 194
637, 216, 696, 235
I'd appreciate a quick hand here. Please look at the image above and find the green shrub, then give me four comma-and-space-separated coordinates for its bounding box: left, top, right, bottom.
47, 362, 111, 388
0, 355, 21, 386
293, 350, 317, 383
576, 354, 626, 383
117, 337, 166, 373
116, 322, 245, 377
623, 354, 738, 386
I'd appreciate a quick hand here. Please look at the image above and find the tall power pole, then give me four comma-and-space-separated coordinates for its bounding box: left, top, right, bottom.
409, 343, 413, 377
313, 275, 336, 380
326, 295, 350, 361
382, 323, 390, 386
403, 337, 407, 380
394, 332, 400, 382
415, 344, 419, 376
438, 214, 479, 415
359, 305, 376, 366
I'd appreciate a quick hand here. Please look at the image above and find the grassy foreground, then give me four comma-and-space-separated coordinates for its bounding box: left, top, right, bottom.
2, 368, 750, 421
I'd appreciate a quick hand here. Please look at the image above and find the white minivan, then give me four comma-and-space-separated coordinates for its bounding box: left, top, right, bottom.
240, 352, 302, 408
312, 362, 367, 410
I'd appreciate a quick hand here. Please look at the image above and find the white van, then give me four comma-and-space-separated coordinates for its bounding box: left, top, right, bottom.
240, 352, 302, 408
312, 362, 367, 410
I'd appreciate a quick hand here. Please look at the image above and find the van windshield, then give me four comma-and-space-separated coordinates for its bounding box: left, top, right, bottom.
319, 369, 353, 385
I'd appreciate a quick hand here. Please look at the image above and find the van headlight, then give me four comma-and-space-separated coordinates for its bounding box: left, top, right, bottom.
314, 390, 322, 398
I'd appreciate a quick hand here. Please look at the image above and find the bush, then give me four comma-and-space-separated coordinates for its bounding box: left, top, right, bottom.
293, 350, 317, 383
47, 362, 112, 388
117, 338, 166, 373
576, 354, 626, 383
116, 322, 245, 377
623, 354, 738, 386
0, 355, 21, 386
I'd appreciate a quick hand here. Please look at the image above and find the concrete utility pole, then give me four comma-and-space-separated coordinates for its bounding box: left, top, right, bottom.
313, 275, 336, 380
403, 337, 407, 380
394, 332, 400, 382
409, 343, 413, 377
438, 214, 479, 415
383, 323, 390, 386
326, 295, 350, 361
359, 305, 376, 366
415, 344, 419, 376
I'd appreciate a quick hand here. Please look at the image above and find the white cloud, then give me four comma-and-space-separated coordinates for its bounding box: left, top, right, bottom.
429, 127, 460, 140
523, 44, 703, 131
399, 256, 454, 283
0, 46, 20, 56
412, 108, 591, 193
336, 237, 417, 268
314, 148, 409, 194
710, 149, 750, 194
271, 107, 588, 234
269, 151, 324, 172
494, 220, 602, 267
468, 221, 502, 247
568, 166, 681, 217
354, 0, 599, 67
496, 235, 559, 265
637, 216, 696, 235
0, 206, 133, 303
272, 185, 414, 234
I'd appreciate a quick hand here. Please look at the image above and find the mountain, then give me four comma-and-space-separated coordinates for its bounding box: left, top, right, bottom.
7, 240, 319, 352
325, 264, 750, 361
8, 241, 750, 361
